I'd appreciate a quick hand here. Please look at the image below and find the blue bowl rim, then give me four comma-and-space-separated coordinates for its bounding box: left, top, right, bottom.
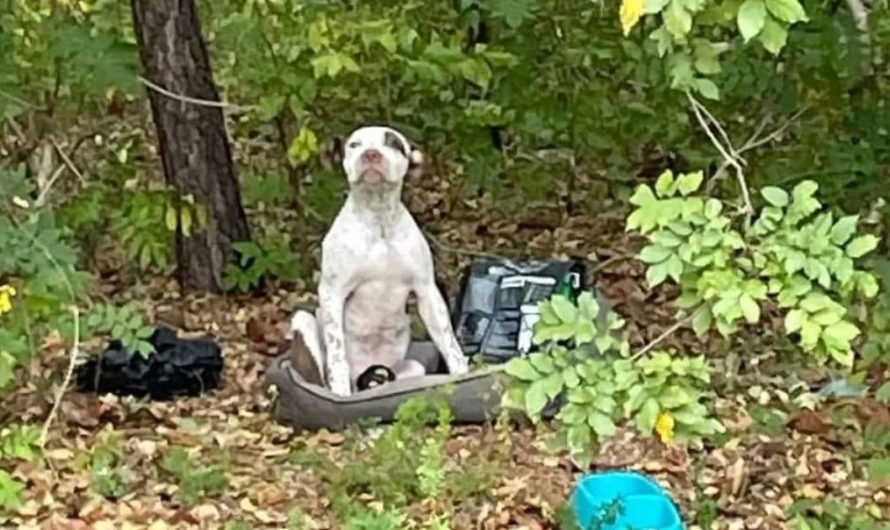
571, 472, 683, 529
573, 471, 666, 495
572, 495, 683, 529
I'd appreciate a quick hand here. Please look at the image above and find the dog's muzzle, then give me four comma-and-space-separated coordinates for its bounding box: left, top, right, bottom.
357, 148, 389, 183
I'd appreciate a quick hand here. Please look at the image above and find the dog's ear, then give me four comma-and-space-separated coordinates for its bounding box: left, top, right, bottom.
407, 143, 425, 179
320, 135, 344, 171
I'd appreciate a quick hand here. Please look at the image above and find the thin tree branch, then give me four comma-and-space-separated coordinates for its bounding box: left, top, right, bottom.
51, 138, 86, 184
591, 253, 636, 274
631, 312, 695, 361
34, 164, 66, 207
707, 107, 808, 193
139, 75, 256, 113
686, 91, 753, 215
40, 304, 80, 447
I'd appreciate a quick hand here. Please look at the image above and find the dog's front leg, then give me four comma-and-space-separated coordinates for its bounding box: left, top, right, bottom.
416, 281, 469, 375
319, 280, 352, 396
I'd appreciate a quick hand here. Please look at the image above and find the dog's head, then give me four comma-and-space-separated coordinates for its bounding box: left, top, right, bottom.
336, 126, 423, 187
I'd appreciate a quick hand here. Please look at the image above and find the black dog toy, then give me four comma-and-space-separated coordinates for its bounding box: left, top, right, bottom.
356, 364, 396, 391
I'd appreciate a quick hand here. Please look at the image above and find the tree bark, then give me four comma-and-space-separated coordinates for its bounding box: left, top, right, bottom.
131, 0, 250, 293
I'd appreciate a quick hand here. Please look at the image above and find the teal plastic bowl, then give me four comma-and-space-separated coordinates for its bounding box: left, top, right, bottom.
570, 471, 684, 530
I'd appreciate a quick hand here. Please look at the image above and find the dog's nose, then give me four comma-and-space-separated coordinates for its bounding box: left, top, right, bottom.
361, 149, 382, 164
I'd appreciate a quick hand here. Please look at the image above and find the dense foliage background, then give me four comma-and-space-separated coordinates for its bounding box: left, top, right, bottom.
1, 0, 890, 527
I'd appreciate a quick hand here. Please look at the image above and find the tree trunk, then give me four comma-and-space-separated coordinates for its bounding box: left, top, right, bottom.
131, 0, 250, 293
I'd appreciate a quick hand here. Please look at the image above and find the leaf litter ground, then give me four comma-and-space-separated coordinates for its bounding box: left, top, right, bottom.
3, 170, 889, 530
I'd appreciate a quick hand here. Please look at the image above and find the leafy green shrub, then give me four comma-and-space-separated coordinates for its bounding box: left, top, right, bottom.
504, 170, 882, 463
71, 430, 132, 500
242, 170, 295, 207
503, 291, 722, 464
85, 302, 155, 356
632, 170, 879, 366
0, 167, 90, 390
288, 396, 500, 525
1, 168, 159, 395
223, 238, 301, 292
111, 190, 176, 275
0, 425, 41, 513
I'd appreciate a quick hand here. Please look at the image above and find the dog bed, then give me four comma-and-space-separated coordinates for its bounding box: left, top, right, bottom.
265, 342, 507, 431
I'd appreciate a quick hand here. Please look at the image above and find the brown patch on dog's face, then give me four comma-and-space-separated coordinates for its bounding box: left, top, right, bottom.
384, 131, 408, 158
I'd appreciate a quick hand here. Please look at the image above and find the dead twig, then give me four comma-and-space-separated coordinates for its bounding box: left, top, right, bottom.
631, 312, 696, 361
40, 304, 80, 447
706, 107, 808, 194
591, 253, 636, 274
139, 75, 256, 113
686, 92, 753, 215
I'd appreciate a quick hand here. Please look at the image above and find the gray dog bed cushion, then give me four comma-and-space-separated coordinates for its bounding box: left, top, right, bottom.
265, 342, 507, 431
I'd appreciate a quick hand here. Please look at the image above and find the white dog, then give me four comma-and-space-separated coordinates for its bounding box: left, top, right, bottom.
290, 126, 469, 396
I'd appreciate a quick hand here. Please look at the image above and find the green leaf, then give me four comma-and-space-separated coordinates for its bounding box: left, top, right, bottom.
560, 403, 587, 424
646, 262, 669, 288
757, 17, 788, 54
784, 309, 804, 333
563, 367, 581, 389
664, 0, 693, 38
739, 293, 761, 324
528, 353, 555, 374
858, 273, 880, 298
737, 0, 767, 41
829, 215, 859, 246
0, 470, 24, 511
567, 424, 592, 453
846, 235, 879, 258
760, 186, 788, 207
676, 171, 703, 195
636, 398, 661, 433
822, 320, 860, 344
800, 320, 821, 349
505, 358, 540, 381
577, 292, 600, 321
483, 0, 538, 28
551, 296, 579, 324
692, 306, 713, 336
629, 184, 657, 207
640, 245, 672, 264
655, 170, 675, 197
525, 380, 550, 416
644, 0, 671, 13
695, 78, 720, 101
164, 206, 177, 231
659, 385, 692, 408
541, 373, 565, 400
665, 254, 683, 282
588, 411, 618, 437
765, 0, 807, 23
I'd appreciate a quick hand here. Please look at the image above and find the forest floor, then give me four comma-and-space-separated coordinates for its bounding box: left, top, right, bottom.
4, 154, 890, 530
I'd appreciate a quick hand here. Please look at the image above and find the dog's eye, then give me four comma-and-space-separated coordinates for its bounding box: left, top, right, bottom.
348, 142, 360, 149
383, 131, 407, 156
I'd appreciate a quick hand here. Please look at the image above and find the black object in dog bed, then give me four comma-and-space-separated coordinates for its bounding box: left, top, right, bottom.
76, 327, 223, 400
265, 342, 508, 431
